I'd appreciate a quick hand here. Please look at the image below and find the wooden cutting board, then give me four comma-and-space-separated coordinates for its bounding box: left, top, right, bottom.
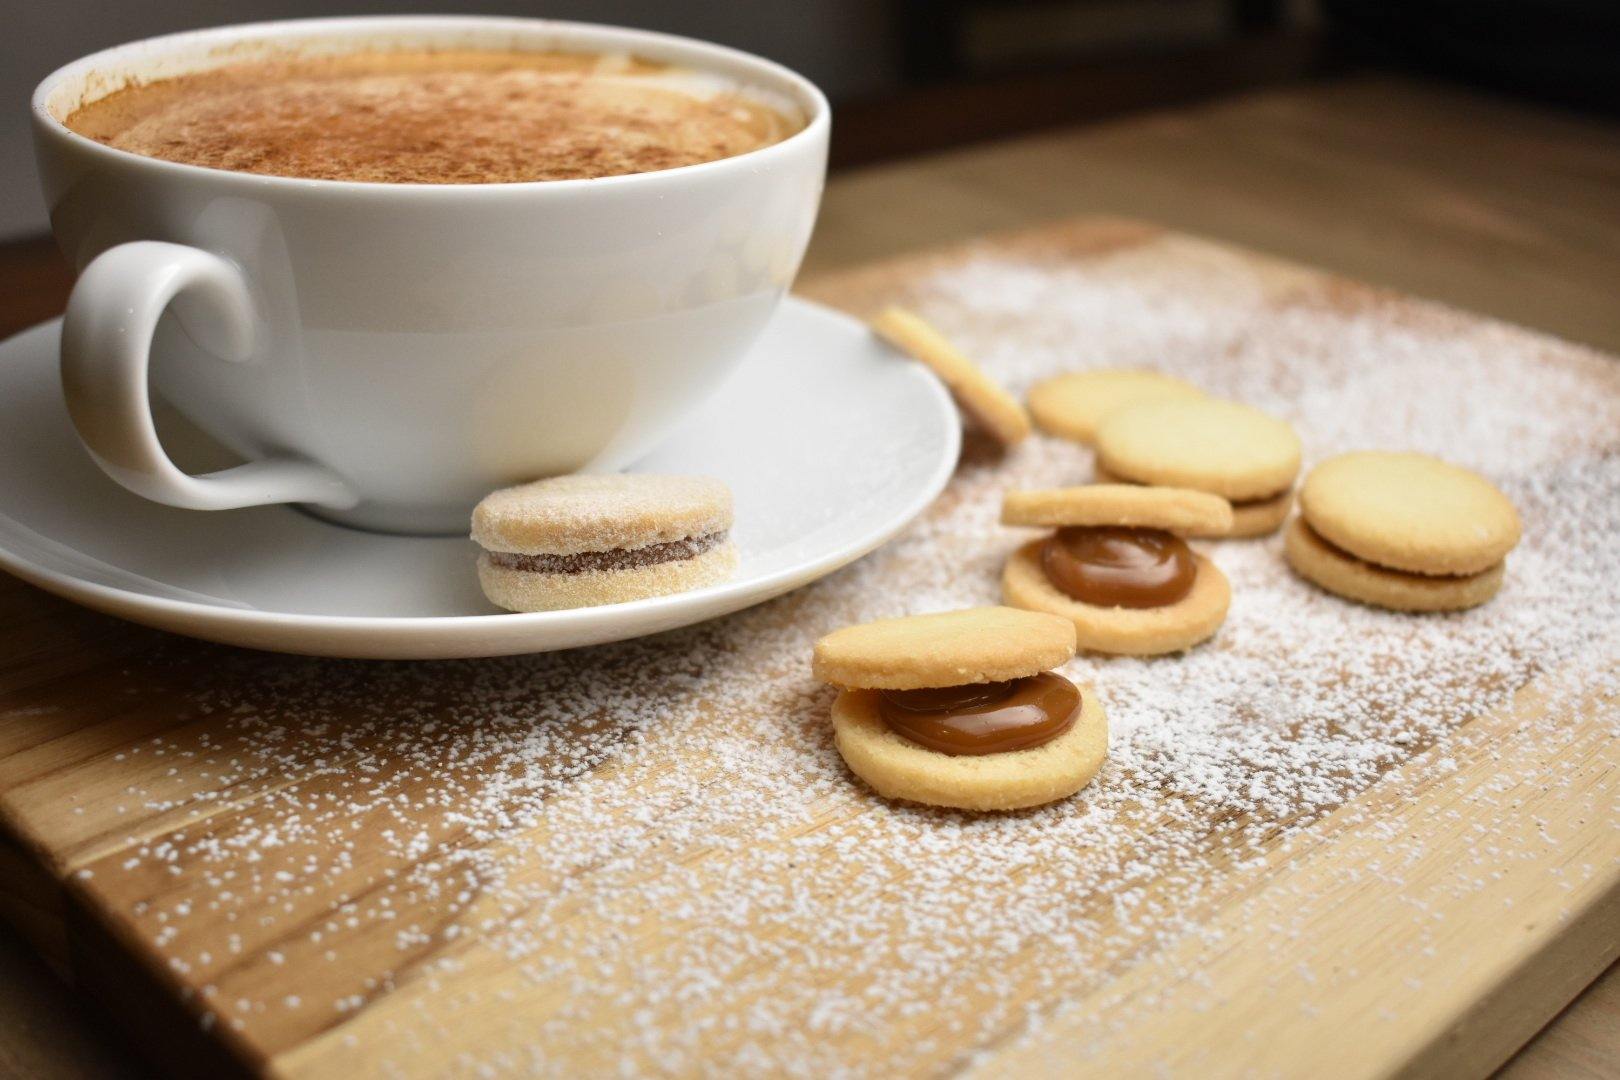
2, 217, 1616, 1078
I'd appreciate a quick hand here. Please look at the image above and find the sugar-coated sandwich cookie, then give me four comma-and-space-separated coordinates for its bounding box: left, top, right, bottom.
870, 306, 1031, 446
1093, 398, 1301, 537
1285, 451, 1521, 612
1000, 484, 1231, 655
813, 607, 1106, 811
1027, 369, 1204, 445
472, 474, 737, 612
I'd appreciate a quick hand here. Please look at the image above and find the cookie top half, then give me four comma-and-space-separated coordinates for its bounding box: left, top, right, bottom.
1028, 369, 1204, 444
813, 606, 1076, 691
1095, 398, 1302, 500
472, 474, 733, 556
1001, 484, 1232, 537
1299, 451, 1521, 575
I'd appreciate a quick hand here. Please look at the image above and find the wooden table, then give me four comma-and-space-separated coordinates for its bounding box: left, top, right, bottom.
1, 74, 1616, 1078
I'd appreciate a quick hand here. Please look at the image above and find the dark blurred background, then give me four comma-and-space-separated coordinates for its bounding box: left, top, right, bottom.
4, 0, 1620, 241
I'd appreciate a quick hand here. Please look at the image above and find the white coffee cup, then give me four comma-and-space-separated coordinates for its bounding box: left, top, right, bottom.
31, 16, 829, 534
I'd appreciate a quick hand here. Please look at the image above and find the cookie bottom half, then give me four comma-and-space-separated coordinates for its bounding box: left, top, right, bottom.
1284, 517, 1502, 612
1002, 540, 1230, 655
831, 687, 1108, 811
478, 541, 738, 612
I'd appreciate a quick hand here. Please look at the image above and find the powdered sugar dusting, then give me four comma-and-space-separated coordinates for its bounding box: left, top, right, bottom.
55, 232, 1620, 1075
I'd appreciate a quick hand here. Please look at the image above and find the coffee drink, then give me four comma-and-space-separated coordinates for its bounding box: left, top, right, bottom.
64, 49, 801, 183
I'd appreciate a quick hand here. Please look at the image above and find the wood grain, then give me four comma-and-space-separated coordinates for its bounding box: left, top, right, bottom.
3, 75, 1620, 1077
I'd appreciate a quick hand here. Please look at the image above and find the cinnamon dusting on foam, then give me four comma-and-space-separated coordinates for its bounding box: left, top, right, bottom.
64, 49, 801, 184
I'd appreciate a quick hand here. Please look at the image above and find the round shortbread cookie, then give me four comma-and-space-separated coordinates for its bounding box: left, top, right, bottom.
1001, 484, 1232, 537
1298, 451, 1521, 576
1094, 399, 1301, 501
1001, 541, 1230, 655
477, 541, 738, 613
831, 686, 1108, 811
1283, 517, 1503, 612
870, 307, 1031, 445
812, 606, 1076, 691
1091, 464, 1290, 537
1027, 369, 1204, 444
472, 474, 732, 556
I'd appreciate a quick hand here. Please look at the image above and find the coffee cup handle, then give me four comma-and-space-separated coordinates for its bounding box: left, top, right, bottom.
61, 241, 358, 512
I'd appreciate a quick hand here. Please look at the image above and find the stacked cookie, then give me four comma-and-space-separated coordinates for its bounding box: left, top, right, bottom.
1093, 398, 1302, 537
999, 484, 1233, 655
813, 607, 1108, 811
1286, 452, 1521, 611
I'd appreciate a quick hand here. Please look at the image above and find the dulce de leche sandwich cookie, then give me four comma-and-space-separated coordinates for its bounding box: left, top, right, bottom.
472, 474, 737, 612
871, 307, 1032, 446
1285, 451, 1521, 612
1094, 398, 1301, 537
1000, 485, 1232, 655
1027, 369, 1204, 445
812, 607, 1106, 811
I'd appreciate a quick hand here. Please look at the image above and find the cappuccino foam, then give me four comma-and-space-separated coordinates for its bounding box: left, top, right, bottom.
63, 49, 801, 184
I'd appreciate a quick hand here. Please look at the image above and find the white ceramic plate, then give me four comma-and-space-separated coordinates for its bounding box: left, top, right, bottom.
0, 298, 959, 658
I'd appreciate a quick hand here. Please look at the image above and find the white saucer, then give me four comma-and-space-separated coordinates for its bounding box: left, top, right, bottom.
0, 298, 958, 658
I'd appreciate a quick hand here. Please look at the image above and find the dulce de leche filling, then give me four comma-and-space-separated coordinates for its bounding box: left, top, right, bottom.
878, 672, 1081, 756
487, 531, 726, 574
1041, 526, 1196, 608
